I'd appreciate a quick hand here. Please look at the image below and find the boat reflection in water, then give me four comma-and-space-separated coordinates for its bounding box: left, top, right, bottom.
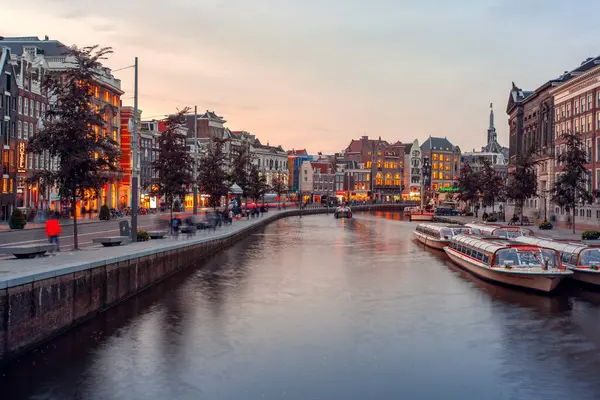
444, 260, 570, 314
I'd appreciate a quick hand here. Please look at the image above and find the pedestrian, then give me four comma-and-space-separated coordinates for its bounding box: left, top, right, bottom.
171, 216, 181, 239
45, 214, 62, 254
228, 209, 233, 225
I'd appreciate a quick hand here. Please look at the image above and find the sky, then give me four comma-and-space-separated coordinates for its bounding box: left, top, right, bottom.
3, 0, 600, 154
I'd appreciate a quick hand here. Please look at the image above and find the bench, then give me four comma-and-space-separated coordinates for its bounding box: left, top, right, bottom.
0, 244, 56, 259
92, 236, 130, 247
521, 216, 533, 226
148, 231, 167, 239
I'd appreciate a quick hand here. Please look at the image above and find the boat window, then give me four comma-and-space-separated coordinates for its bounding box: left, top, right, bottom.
440, 228, 452, 239
521, 228, 534, 237
505, 230, 521, 239
494, 249, 519, 267
561, 252, 571, 263
483, 254, 489, 263
580, 249, 600, 266
541, 249, 560, 269
495, 229, 508, 238
466, 248, 472, 257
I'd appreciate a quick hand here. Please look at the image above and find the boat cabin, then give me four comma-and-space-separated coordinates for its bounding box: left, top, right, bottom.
415, 224, 472, 240
514, 236, 600, 269
448, 235, 562, 269
465, 224, 534, 239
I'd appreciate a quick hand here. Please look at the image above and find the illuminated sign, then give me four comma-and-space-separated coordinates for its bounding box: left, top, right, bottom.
17, 142, 26, 170
438, 187, 460, 193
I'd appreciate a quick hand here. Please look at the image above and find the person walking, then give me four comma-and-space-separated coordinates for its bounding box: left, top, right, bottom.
45, 214, 62, 254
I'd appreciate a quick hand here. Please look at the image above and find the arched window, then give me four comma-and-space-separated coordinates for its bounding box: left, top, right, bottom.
375, 172, 383, 186
394, 173, 401, 186
385, 173, 392, 186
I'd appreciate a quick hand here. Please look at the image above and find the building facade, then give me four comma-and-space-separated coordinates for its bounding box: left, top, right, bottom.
406, 139, 421, 200
551, 60, 600, 224
0, 46, 18, 220
419, 136, 461, 191
343, 136, 404, 201
253, 141, 288, 187
507, 56, 600, 220
139, 119, 161, 209
1, 36, 124, 214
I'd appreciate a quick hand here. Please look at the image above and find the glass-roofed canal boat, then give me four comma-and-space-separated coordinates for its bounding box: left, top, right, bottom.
443, 235, 572, 292
513, 236, 600, 286
413, 223, 473, 250
465, 223, 535, 239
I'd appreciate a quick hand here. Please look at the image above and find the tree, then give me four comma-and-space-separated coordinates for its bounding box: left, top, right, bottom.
506, 148, 539, 222
457, 162, 479, 210
271, 174, 288, 206
153, 108, 194, 223
197, 135, 229, 209
248, 163, 269, 205
478, 157, 505, 211
229, 146, 253, 212
27, 45, 120, 249
551, 131, 593, 233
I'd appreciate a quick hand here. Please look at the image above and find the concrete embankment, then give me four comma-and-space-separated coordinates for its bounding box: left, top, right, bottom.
0, 204, 404, 364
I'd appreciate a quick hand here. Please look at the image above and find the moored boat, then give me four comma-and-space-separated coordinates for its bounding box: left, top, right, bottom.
413, 223, 472, 250
513, 236, 600, 286
409, 209, 434, 222
334, 206, 352, 219
443, 235, 572, 292
465, 223, 534, 239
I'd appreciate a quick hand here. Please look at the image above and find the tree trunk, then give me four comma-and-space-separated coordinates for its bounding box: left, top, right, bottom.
170, 202, 173, 235
245, 195, 249, 219
572, 204, 576, 234
72, 189, 79, 250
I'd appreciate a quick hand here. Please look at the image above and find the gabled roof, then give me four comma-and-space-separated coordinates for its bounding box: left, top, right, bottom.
0, 37, 70, 57
420, 136, 455, 151
288, 149, 308, 156
310, 162, 334, 174
198, 110, 226, 123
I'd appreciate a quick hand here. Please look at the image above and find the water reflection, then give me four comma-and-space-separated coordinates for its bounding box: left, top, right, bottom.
3, 213, 600, 399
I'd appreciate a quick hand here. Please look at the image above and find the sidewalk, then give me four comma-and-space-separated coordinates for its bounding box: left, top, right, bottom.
0, 210, 286, 288
0, 217, 104, 232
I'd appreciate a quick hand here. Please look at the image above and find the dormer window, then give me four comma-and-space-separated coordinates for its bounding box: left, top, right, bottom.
24, 47, 37, 57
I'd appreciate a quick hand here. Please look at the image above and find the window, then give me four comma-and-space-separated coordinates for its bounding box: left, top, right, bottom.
556, 108, 560, 120
377, 160, 382, 169
94, 87, 100, 98
581, 117, 586, 132
575, 119, 579, 132
17, 121, 22, 139
588, 94, 593, 111
561, 105, 565, 117
561, 123, 565, 134
385, 173, 392, 186
41, 103, 46, 116
567, 121, 571, 132
375, 173, 383, 186
113, 95, 118, 106
394, 173, 401, 186
432, 153, 439, 161
587, 138, 592, 162
18, 96, 22, 114
575, 101, 579, 115
581, 97, 586, 113
29, 122, 33, 138
104, 91, 110, 102
35, 101, 39, 118
567, 103, 571, 117
24, 98, 28, 115
588, 115, 593, 132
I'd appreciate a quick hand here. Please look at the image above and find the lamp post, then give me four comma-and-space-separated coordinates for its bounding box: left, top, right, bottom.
130, 57, 139, 243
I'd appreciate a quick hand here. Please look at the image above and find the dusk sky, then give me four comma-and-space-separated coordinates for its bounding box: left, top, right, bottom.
4, 0, 600, 153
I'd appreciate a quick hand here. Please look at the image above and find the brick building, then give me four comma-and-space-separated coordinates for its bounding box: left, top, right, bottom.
507, 56, 600, 220
551, 59, 600, 224
0, 47, 18, 220
343, 136, 404, 201
419, 136, 461, 191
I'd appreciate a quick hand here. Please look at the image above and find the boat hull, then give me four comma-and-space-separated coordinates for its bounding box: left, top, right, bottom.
413, 231, 448, 250
444, 248, 567, 293
410, 213, 434, 222
570, 268, 600, 286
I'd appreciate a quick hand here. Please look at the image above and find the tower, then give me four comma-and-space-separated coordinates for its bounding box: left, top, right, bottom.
487, 102, 497, 144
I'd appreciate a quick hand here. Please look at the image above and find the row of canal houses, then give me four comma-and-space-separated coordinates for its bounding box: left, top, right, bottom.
0, 35, 500, 218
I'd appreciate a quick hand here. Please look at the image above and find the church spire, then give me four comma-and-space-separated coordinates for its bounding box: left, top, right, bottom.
487, 103, 497, 144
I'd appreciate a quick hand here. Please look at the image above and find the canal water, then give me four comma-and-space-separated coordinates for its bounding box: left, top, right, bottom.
3, 212, 600, 399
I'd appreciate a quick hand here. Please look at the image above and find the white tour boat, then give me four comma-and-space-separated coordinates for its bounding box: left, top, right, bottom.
413, 223, 472, 250
334, 206, 352, 219
465, 223, 534, 239
443, 235, 572, 292
513, 236, 600, 286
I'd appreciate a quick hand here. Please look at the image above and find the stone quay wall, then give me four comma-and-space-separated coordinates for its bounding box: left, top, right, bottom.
0, 204, 405, 364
